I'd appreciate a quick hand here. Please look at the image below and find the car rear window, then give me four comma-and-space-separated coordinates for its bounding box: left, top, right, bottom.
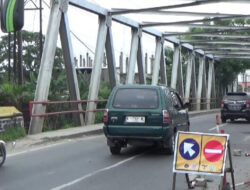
225, 92, 249, 100
112, 88, 159, 109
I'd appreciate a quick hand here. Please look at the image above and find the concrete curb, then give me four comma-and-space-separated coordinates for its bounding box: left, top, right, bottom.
189, 109, 220, 117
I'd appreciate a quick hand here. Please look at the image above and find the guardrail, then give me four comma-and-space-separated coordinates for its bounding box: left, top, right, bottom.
29, 98, 220, 117
29, 99, 107, 117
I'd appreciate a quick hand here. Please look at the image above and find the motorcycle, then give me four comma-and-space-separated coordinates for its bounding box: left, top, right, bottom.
0, 140, 6, 167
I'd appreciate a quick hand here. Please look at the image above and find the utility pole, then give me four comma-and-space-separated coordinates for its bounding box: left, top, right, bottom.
17, 31, 23, 85
13, 32, 17, 84
8, 33, 11, 82
39, 0, 43, 60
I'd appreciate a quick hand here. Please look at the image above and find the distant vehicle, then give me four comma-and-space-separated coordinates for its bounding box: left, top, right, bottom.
221, 92, 250, 123
0, 140, 6, 167
103, 84, 190, 155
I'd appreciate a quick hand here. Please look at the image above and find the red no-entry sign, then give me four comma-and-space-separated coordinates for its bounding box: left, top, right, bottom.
203, 140, 224, 162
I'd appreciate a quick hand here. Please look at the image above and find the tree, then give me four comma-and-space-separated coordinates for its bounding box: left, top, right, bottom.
0, 30, 67, 130
183, 18, 250, 94
0, 30, 64, 84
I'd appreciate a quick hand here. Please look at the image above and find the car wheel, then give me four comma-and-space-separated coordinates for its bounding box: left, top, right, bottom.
221, 117, 226, 123
109, 146, 121, 155
0, 142, 6, 167
165, 134, 176, 155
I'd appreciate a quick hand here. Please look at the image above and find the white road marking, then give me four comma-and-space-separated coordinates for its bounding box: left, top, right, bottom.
209, 124, 227, 131
51, 153, 145, 190
7, 135, 103, 157
205, 149, 222, 154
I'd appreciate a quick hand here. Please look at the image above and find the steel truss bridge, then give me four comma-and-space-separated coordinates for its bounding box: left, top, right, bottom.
29, 0, 250, 134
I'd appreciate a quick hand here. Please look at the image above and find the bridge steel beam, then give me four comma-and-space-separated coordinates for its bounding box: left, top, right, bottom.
179, 34, 250, 39
137, 28, 146, 84
205, 51, 250, 54
86, 15, 108, 125
197, 55, 207, 111
142, 10, 246, 17
185, 51, 197, 104
166, 24, 250, 30
184, 41, 250, 46
69, 0, 214, 60
171, 45, 180, 89
214, 56, 250, 59
195, 45, 250, 49
164, 30, 250, 37
191, 53, 198, 109
178, 49, 184, 98
152, 37, 163, 85
59, 11, 84, 126
29, 0, 73, 134
142, 15, 250, 27
105, 15, 118, 89
110, 0, 220, 15
171, 45, 184, 97
126, 28, 139, 84
160, 38, 167, 85
207, 59, 215, 110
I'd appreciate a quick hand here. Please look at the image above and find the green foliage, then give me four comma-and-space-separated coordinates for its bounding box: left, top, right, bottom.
0, 30, 113, 129
77, 72, 90, 100
99, 81, 111, 100
215, 59, 250, 88
95, 111, 104, 123
0, 127, 26, 142
95, 81, 111, 123
0, 30, 64, 83
0, 82, 34, 109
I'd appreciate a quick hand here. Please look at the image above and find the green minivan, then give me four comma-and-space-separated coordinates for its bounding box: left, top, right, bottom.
103, 84, 190, 155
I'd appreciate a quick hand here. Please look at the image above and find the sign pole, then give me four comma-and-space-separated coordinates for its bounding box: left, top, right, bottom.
227, 141, 236, 190
171, 173, 192, 190
185, 174, 192, 189
172, 173, 176, 190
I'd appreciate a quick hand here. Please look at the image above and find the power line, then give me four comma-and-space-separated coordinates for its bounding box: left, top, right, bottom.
70, 31, 95, 54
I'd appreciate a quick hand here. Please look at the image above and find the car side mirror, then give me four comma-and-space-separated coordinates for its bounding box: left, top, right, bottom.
174, 104, 180, 110
184, 102, 191, 109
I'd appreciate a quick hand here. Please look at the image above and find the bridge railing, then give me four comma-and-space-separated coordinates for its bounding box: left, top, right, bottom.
29, 99, 108, 118
28, 97, 220, 130
29, 99, 107, 131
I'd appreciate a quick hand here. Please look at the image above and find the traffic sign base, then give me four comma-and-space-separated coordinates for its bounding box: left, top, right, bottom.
172, 173, 193, 190
219, 141, 235, 190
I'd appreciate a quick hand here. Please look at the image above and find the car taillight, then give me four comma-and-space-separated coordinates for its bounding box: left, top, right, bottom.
163, 110, 169, 124
246, 100, 250, 108
221, 99, 225, 108
103, 109, 108, 123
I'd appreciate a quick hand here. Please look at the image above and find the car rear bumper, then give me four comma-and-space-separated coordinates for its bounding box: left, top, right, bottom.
221, 109, 250, 118
103, 125, 172, 141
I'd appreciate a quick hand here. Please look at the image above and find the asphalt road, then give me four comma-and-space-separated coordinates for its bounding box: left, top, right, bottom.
0, 113, 250, 190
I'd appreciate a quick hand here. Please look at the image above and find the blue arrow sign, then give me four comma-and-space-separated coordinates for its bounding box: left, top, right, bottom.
179, 138, 200, 160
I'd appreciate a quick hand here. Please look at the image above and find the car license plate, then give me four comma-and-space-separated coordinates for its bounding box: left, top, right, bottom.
229, 105, 241, 111
126, 116, 145, 123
